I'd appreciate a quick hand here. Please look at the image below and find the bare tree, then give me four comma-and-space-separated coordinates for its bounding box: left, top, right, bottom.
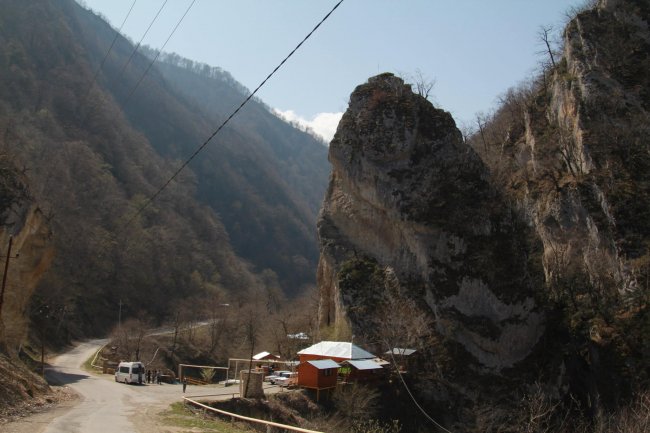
475, 111, 490, 154
203, 294, 229, 355
563, 0, 598, 22
458, 120, 476, 146
242, 307, 261, 398
375, 268, 434, 360
333, 383, 381, 421
113, 317, 148, 361
413, 69, 435, 101
168, 309, 182, 362
537, 25, 558, 69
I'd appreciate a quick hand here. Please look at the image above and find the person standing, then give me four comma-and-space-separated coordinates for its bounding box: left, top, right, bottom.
182, 377, 187, 393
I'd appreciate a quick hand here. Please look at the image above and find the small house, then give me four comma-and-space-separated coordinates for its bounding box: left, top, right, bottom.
342, 359, 385, 383
297, 359, 340, 401
298, 359, 340, 389
252, 351, 282, 376
384, 348, 418, 372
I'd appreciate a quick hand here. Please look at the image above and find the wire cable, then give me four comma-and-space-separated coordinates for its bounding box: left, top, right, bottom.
122, 0, 198, 106
115, 0, 168, 87
84, 0, 138, 100
123, 0, 345, 227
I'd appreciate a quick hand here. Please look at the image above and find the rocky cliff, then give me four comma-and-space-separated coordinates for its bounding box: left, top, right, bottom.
318, 73, 545, 372
317, 0, 649, 429
0, 158, 53, 412
0, 160, 53, 353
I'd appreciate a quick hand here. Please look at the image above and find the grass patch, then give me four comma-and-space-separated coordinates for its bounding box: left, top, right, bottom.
161, 401, 254, 433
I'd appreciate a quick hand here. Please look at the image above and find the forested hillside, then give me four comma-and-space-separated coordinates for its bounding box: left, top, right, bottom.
138, 50, 330, 294
0, 0, 328, 341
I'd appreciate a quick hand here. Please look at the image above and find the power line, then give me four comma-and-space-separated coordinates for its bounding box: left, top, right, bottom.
122, 0, 198, 106
84, 0, 138, 100
123, 0, 345, 228
115, 0, 168, 88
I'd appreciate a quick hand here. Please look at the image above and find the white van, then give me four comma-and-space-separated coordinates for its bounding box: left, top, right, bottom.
115, 361, 146, 384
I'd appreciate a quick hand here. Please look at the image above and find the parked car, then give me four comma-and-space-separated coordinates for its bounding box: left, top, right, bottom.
266, 370, 290, 384
274, 372, 298, 387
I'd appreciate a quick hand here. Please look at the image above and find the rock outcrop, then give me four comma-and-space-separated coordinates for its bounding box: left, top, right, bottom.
318, 73, 545, 372
0, 161, 53, 412
316, 1, 650, 428
0, 160, 53, 354
0, 205, 54, 353
500, 0, 650, 299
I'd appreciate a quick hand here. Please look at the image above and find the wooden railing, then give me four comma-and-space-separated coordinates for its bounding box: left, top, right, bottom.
183, 396, 325, 433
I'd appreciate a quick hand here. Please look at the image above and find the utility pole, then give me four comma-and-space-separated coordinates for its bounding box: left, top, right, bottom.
0, 236, 15, 323
118, 298, 122, 333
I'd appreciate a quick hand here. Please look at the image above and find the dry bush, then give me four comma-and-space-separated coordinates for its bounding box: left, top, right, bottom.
521, 383, 566, 433
351, 419, 402, 433
271, 391, 320, 418
332, 383, 380, 420
519, 388, 650, 433
594, 391, 650, 433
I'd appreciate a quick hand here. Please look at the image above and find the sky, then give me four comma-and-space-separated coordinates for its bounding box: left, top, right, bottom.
81, 0, 585, 142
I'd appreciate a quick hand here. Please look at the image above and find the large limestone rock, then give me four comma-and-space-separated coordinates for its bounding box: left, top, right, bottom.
317, 73, 545, 372
0, 161, 53, 354
0, 205, 54, 354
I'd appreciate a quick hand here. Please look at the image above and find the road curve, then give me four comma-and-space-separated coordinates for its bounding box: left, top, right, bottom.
10, 338, 283, 433
43, 339, 141, 433
42, 339, 208, 433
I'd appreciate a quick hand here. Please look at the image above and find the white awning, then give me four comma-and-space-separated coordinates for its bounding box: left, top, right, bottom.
297, 341, 375, 359
307, 359, 341, 370
346, 359, 384, 370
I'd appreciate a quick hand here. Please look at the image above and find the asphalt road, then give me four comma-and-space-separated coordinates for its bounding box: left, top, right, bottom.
43, 339, 152, 433
5, 339, 283, 433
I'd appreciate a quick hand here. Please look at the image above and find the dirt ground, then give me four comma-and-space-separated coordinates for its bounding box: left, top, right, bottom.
0, 386, 77, 433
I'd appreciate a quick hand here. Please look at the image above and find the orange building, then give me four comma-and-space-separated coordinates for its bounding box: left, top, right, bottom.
298, 359, 340, 388
296, 341, 376, 401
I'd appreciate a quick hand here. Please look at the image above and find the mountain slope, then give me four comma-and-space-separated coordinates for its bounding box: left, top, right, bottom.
0, 0, 328, 339
67, 3, 330, 294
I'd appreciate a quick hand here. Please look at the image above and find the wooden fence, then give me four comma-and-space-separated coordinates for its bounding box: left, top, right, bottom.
183, 396, 325, 433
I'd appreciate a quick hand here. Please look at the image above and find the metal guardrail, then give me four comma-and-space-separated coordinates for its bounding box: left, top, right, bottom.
183, 396, 325, 433
90, 343, 106, 369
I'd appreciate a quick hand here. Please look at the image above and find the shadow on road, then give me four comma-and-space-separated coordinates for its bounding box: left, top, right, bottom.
45, 370, 90, 386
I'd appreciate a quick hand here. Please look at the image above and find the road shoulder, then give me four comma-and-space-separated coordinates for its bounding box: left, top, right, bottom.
0, 386, 78, 433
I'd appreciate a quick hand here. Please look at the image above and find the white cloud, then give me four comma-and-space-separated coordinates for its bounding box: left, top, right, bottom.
274, 109, 343, 143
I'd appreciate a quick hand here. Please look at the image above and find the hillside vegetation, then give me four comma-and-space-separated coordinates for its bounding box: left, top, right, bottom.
0, 0, 328, 345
